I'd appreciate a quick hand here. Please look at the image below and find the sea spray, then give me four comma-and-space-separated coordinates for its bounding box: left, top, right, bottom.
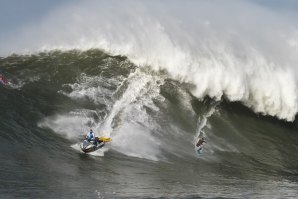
97, 69, 165, 160
98, 69, 164, 136
1, 1, 297, 121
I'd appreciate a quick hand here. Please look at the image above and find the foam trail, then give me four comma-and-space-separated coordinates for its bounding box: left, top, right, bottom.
194, 104, 216, 143
97, 69, 164, 160
111, 123, 161, 161
2, 0, 298, 121
99, 69, 163, 136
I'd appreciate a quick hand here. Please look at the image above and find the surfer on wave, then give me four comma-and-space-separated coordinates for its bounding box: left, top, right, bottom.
0, 74, 8, 86
196, 137, 206, 147
196, 131, 206, 154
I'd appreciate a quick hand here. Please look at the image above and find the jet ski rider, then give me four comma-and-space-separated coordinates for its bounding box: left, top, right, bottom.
86, 129, 103, 146
86, 129, 97, 144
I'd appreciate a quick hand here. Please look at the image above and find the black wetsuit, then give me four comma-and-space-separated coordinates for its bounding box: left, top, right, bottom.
196, 139, 206, 147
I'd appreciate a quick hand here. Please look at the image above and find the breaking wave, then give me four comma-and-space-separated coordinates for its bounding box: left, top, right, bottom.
2, 1, 298, 121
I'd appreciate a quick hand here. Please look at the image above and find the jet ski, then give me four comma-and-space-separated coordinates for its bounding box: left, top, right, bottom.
80, 137, 111, 153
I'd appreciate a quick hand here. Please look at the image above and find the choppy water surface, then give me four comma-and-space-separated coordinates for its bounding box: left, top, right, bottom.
1, 50, 298, 198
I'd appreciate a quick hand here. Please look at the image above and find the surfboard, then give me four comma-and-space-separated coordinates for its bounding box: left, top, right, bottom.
197, 147, 203, 154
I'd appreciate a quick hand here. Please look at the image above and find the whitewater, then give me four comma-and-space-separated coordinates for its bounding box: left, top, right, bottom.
1, 0, 298, 198
1, 0, 298, 121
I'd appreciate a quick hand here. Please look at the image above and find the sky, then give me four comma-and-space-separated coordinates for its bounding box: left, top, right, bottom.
1, 0, 298, 28
0, 1, 57, 26
1, 0, 298, 33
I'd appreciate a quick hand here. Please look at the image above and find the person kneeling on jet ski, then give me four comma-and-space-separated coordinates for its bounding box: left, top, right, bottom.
86, 129, 103, 146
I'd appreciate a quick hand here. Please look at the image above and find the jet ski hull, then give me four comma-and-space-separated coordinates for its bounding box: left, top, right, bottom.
80, 140, 105, 153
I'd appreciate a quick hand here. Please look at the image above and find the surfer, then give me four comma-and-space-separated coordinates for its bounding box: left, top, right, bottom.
196, 137, 206, 148
196, 137, 206, 154
0, 74, 8, 86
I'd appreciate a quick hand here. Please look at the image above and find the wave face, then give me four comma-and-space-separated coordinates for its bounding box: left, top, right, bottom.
1, 50, 298, 198
1, 1, 298, 198
1, 0, 298, 121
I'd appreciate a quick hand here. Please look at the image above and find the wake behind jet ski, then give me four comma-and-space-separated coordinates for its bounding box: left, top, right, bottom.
80, 129, 111, 153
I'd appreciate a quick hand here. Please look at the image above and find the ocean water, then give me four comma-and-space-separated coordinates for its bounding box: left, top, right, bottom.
1, 1, 298, 198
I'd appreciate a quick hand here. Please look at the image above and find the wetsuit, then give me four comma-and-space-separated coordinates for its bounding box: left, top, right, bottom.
196, 139, 206, 147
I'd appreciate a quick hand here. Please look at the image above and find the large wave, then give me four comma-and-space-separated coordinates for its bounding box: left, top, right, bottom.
1, 0, 298, 121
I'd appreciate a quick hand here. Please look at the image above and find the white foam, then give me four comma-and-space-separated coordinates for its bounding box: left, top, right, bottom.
60, 73, 119, 106
111, 123, 161, 161
98, 69, 164, 136
96, 70, 164, 160
40, 69, 165, 161
38, 110, 97, 140
3, 1, 298, 121
71, 143, 109, 156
